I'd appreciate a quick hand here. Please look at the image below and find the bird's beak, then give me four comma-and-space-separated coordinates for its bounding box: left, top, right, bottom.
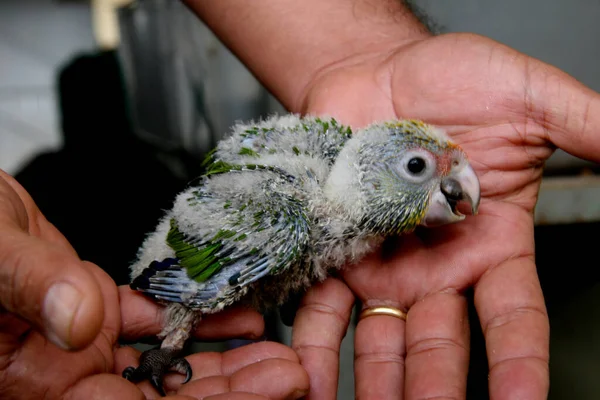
422, 163, 480, 227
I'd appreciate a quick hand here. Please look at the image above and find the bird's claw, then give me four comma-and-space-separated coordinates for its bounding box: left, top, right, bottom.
170, 357, 193, 384
122, 347, 192, 396
122, 366, 136, 380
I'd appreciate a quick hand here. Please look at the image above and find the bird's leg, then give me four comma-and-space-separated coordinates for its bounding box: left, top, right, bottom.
123, 305, 199, 396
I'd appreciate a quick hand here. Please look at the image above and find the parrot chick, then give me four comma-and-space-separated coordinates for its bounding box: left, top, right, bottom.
123, 114, 480, 394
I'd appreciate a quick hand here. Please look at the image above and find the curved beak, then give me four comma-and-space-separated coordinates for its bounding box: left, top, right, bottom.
422, 163, 480, 227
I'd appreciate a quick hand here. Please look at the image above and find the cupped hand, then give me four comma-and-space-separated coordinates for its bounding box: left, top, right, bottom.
117, 287, 309, 399
0, 170, 309, 399
292, 32, 600, 399
115, 318, 309, 400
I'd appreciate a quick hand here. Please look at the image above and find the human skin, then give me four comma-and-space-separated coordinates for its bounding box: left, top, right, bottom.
185, 0, 600, 399
0, 170, 309, 399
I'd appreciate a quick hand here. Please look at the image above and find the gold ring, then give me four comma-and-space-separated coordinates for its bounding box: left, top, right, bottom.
359, 306, 407, 321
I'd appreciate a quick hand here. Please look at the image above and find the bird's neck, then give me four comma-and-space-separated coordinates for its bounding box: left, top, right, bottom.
323, 140, 367, 222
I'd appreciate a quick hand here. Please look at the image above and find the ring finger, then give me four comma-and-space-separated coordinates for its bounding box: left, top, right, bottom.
354, 303, 407, 400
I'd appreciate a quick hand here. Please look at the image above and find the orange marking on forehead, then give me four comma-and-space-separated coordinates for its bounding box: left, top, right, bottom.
436, 147, 464, 175
436, 153, 453, 175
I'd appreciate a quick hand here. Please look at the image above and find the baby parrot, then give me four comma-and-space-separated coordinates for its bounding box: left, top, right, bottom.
123, 115, 480, 394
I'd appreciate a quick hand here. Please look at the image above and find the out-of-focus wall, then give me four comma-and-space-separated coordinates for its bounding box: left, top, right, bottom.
4, 0, 600, 174
0, 0, 282, 174
0, 0, 96, 174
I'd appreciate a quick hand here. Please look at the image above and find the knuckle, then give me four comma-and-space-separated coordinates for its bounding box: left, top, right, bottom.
407, 336, 467, 358
489, 353, 549, 375
294, 343, 340, 357
297, 302, 349, 327
483, 305, 547, 334
0, 245, 31, 313
354, 351, 404, 367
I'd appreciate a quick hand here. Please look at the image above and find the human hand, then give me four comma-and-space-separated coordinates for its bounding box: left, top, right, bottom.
118, 288, 309, 399
0, 170, 308, 399
292, 32, 600, 399
115, 1, 599, 397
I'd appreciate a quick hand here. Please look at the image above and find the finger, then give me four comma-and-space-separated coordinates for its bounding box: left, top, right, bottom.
202, 394, 269, 400
178, 358, 309, 400
475, 256, 549, 400
175, 341, 300, 388
0, 171, 103, 350
119, 286, 264, 341
63, 373, 144, 400
0, 228, 104, 350
85, 262, 122, 352
354, 307, 406, 400
527, 60, 600, 162
219, 341, 300, 374
114, 341, 302, 396
404, 292, 470, 400
292, 278, 355, 400
0, 170, 77, 253
1, 264, 121, 397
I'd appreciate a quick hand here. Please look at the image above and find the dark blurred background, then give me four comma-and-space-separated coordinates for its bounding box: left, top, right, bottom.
1, 0, 599, 398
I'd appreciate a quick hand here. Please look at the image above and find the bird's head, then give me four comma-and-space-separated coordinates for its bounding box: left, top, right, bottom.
325, 120, 480, 235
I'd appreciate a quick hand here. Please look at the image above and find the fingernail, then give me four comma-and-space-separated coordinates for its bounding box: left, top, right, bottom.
42, 282, 82, 350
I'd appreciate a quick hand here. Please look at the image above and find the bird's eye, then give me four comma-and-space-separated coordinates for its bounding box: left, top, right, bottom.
407, 157, 426, 174
393, 149, 436, 184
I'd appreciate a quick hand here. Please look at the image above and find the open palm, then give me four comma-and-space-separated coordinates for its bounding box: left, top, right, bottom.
292, 33, 600, 399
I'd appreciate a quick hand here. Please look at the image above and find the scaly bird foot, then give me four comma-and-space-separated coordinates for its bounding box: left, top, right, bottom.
122, 347, 192, 396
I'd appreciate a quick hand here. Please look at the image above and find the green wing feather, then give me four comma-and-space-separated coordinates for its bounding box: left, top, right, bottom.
167, 164, 310, 287
163, 116, 347, 288
166, 221, 236, 282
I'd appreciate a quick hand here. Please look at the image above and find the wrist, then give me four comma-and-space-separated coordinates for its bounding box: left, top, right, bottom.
183, 0, 431, 111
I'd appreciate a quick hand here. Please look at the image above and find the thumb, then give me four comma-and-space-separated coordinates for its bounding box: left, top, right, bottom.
530, 61, 600, 163
0, 228, 105, 350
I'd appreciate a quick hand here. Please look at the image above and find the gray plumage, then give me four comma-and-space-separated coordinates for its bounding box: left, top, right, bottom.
124, 114, 480, 392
